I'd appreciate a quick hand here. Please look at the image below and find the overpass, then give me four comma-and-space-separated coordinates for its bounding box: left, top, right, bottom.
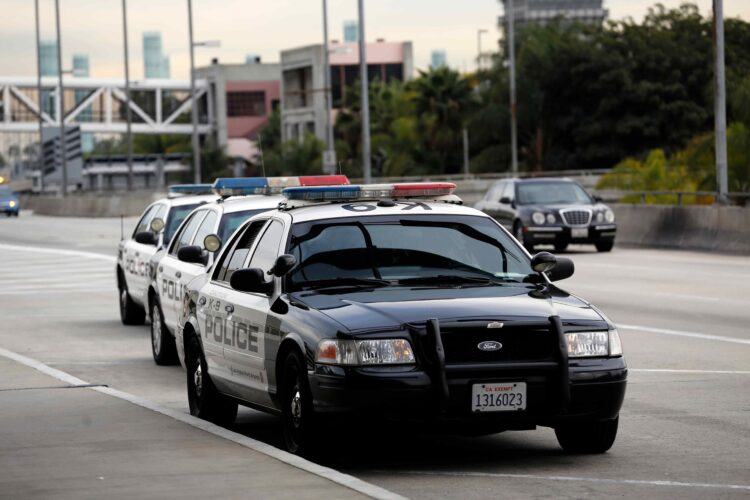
0, 76, 211, 135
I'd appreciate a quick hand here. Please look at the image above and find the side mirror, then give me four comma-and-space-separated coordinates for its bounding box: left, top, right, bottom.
135, 231, 157, 245
548, 257, 575, 282
530, 251, 557, 273
230, 268, 273, 295
268, 254, 297, 277
150, 217, 165, 233
177, 245, 205, 264
499, 196, 512, 205
593, 195, 603, 203
203, 234, 222, 253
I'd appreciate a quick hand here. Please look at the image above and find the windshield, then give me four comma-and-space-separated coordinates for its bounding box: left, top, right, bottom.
517, 182, 592, 205
218, 209, 267, 242
165, 204, 202, 244
287, 215, 534, 290
0, 186, 12, 197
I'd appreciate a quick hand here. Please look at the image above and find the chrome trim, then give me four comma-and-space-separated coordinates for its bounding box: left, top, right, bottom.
526, 226, 563, 232
560, 208, 592, 227
594, 224, 617, 231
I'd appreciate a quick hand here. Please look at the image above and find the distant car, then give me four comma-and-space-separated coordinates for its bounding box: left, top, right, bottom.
117, 184, 218, 326
0, 185, 19, 217
475, 178, 616, 253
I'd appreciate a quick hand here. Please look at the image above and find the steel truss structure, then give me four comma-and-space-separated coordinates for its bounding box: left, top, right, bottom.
0, 76, 211, 135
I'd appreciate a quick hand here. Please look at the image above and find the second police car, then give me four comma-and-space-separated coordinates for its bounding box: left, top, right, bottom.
176, 182, 627, 456
147, 175, 349, 366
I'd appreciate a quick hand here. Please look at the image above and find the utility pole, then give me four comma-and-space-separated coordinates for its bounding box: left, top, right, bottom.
122, 0, 134, 191
357, 0, 372, 183
187, 0, 202, 184
462, 128, 470, 177
713, 0, 728, 204
321, 0, 336, 174
34, 0, 45, 193
507, 0, 518, 174
477, 29, 488, 71
54, 0, 68, 196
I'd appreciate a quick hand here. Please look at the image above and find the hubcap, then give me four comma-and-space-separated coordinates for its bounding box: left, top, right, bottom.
290, 388, 302, 428
151, 305, 162, 353
193, 361, 203, 398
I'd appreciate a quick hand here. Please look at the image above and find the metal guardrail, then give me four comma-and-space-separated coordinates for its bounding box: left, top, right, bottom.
348, 169, 611, 184
616, 191, 750, 205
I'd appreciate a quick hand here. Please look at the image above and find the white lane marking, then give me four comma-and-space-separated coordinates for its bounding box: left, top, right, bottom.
379, 470, 750, 491
0, 243, 116, 264
0, 347, 406, 500
618, 324, 750, 346
0, 287, 112, 296
0, 282, 113, 291
630, 369, 750, 375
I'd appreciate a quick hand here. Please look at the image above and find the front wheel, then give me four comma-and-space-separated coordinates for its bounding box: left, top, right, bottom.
514, 221, 535, 253
119, 280, 145, 325
595, 240, 614, 252
280, 350, 317, 455
555, 417, 619, 453
186, 334, 237, 427
151, 301, 177, 365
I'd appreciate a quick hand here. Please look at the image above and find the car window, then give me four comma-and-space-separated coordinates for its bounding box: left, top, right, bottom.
152, 204, 167, 225
502, 182, 515, 201
173, 211, 207, 254
247, 220, 285, 283
192, 210, 219, 250
488, 182, 505, 202
214, 219, 268, 283
164, 203, 203, 245
133, 205, 158, 237
218, 209, 268, 242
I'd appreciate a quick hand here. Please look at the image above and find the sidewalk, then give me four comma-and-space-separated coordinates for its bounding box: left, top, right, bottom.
0, 356, 372, 499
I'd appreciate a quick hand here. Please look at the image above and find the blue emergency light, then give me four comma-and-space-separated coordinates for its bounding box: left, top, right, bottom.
213, 176, 350, 198
281, 182, 456, 202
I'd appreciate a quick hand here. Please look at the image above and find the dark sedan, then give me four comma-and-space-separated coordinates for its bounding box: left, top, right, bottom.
475, 177, 616, 252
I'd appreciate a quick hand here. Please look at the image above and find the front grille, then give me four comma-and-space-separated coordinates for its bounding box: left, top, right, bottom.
440, 324, 557, 365
561, 210, 591, 226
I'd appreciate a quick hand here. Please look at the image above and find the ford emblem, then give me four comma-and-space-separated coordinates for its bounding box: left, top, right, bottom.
478, 341, 503, 352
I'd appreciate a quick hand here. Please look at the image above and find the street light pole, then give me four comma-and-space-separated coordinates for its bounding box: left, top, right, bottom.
34, 0, 45, 193
54, 0, 68, 196
322, 0, 336, 174
477, 29, 488, 71
121, 0, 134, 191
507, 0, 519, 174
187, 0, 201, 184
713, 0, 728, 204
357, 0, 371, 183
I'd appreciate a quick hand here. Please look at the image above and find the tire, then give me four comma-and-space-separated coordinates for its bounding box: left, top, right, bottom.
595, 240, 614, 252
185, 334, 237, 426
280, 350, 317, 455
118, 277, 145, 325
514, 221, 534, 253
150, 300, 177, 365
555, 417, 619, 454
554, 242, 569, 252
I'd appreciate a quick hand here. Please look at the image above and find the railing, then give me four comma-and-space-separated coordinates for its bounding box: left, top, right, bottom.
614, 191, 750, 206
348, 168, 612, 184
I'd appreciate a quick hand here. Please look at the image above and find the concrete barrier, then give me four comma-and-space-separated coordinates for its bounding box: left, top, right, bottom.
21, 192, 166, 218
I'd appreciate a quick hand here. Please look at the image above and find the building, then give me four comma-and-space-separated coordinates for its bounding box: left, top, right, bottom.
245, 54, 262, 64
343, 20, 359, 43
196, 61, 281, 169
143, 32, 170, 79
499, 0, 608, 33
72, 54, 94, 152
39, 40, 58, 117
431, 50, 447, 69
280, 40, 413, 144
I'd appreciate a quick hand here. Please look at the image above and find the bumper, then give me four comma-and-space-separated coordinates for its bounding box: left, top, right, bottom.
524, 224, 616, 245
1, 206, 19, 215
309, 357, 626, 429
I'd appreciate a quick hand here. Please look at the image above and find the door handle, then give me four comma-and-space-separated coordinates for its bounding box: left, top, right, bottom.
176, 271, 182, 278
225, 304, 234, 313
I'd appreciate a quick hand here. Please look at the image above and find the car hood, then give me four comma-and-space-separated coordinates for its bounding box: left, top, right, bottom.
520, 203, 595, 212
290, 284, 606, 333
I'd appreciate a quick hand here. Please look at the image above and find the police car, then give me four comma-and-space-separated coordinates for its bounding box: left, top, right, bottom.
176, 183, 626, 455
148, 175, 349, 366
117, 184, 217, 325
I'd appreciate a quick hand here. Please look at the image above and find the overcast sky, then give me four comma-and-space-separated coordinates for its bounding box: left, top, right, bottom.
1, 0, 748, 80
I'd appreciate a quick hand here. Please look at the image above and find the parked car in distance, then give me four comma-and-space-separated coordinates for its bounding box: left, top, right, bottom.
0, 185, 19, 217
474, 177, 616, 253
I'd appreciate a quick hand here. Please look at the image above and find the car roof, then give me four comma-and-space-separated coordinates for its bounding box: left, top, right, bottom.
210, 195, 285, 215
512, 177, 575, 184
285, 200, 490, 223
163, 194, 219, 207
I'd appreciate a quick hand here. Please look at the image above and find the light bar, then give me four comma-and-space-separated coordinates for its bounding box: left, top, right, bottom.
282, 182, 457, 202
168, 184, 214, 197
213, 176, 350, 197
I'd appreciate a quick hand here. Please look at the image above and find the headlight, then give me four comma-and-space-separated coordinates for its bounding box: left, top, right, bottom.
532, 212, 546, 225
565, 329, 622, 358
315, 339, 415, 365
9, 200, 16, 208
605, 209, 615, 223
546, 213, 556, 224
596, 212, 604, 222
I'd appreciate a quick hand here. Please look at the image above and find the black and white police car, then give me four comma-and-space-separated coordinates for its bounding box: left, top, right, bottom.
147, 175, 350, 366
117, 184, 217, 325
176, 182, 626, 455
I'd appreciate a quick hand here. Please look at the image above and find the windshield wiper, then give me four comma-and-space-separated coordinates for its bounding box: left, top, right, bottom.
296, 277, 392, 290
398, 275, 518, 286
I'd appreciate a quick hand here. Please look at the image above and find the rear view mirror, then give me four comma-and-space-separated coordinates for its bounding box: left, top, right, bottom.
268, 254, 297, 277
547, 257, 574, 282
530, 252, 557, 273
135, 231, 157, 245
230, 268, 273, 295
177, 245, 205, 264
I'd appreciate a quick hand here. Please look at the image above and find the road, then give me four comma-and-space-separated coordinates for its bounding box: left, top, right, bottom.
0, 212, 748, 499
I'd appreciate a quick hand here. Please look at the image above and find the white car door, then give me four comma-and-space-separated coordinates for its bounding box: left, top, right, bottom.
124, 204, 162, 306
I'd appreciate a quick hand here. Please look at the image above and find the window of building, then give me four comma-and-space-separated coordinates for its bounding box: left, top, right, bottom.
226, 91, 266, 117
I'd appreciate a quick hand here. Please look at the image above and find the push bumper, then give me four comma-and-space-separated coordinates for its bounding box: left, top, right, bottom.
524, 224, 616, 246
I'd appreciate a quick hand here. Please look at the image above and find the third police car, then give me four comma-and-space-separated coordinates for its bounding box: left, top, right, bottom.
176, 182, 627, 456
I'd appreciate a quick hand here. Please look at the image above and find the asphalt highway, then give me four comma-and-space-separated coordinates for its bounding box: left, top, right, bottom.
0, 212, 748, 499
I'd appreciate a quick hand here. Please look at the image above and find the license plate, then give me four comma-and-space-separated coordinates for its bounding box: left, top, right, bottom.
571, 227, 589, 238
471, 382, 527, 412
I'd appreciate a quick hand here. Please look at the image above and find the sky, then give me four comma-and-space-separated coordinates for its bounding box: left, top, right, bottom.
0, 0, 748, 80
